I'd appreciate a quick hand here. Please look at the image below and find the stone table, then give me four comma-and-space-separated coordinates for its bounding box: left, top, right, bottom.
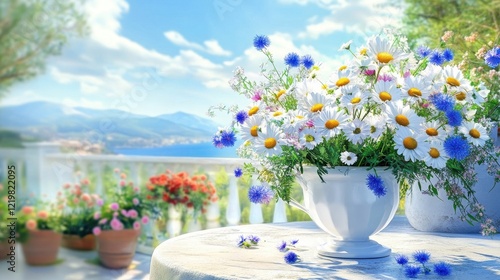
150, 216, 500, 280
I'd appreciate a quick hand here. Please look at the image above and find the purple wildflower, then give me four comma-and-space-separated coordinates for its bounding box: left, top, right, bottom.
248, 185, 274, 204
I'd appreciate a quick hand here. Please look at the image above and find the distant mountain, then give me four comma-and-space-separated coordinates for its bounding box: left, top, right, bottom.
0, 101, 220, 149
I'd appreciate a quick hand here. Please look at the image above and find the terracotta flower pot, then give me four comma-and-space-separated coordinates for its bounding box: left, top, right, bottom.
61, 234, 96, 251
0, 241, 10, 260
97, 229, 139, 269
21, 230, 62, 266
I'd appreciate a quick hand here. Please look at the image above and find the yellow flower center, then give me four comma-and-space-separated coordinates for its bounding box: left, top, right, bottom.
403, 137, 418, 150
359, 48, 367, 55
336, 77, 350, 87
351, 97, 361, 104
469, 128, 481, 139
429, 148, 440, 158
325, 119, 340, 129
446, 77, 460, 87
379, 91, 392, 101
426, 128, 438, 136
248, 106, 259, 116
339, 65, 347, 71
353, 128, 361, 134
305, 134, 315, 142
370, 126, 377, 133
250, 125, 258, 137
377, 52, 394, 63
455, 92, 466, 101
395, 114, 410, 126
273, 111, 283, 117
276, 89, 286, 99
264, 138, 277, 149
311, 103, 323, 112
408, 88, 422, 97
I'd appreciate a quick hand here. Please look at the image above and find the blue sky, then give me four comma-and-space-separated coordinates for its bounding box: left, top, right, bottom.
1, 0, 404, 125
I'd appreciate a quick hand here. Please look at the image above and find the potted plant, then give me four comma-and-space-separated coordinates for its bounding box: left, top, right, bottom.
145, 171, 218, 236
57, 177, 102, 250
92, 169, 149, 269
17, 201, 64, 265
209, 30, 499, 257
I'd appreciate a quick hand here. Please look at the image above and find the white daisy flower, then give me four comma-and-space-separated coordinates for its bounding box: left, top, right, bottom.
367, 35, 408, 65
366, 115, 387, 139
299, 127, 322, 150
385, 100, 424, 132
299, 91, 333, 114
340, 151, 358, 165
240, 115, 264, 142
394, 129, 430, 162
341, 89, 370, 108
372, 80, 402, 103
246, 102, 265, 117
314, 108, 349, 138
472, 82, 489, 104
441, 66, 473, 102
459, 122, 489, 147
254, 123, 284, 156
295, 78, 327, 97
339, 40, 353, 51
329, 68, 357, 89
423, 142, 450, 169
420, 120, 446, 143
344, 119, 370, 144
400, 75, 432, 103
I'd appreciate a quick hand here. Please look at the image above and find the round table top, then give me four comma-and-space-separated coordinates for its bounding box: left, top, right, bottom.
150, 216, 500, 280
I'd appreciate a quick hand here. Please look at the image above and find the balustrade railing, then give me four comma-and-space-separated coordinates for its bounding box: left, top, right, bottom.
0, 142, 289, 254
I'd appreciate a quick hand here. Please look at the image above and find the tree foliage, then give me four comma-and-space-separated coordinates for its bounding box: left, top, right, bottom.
0, 0, 87, 95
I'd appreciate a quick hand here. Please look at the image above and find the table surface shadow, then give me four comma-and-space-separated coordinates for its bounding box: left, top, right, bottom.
150, 215, 500, 280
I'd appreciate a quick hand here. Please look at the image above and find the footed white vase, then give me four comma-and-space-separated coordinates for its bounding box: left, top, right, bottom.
293, 166, 399, 259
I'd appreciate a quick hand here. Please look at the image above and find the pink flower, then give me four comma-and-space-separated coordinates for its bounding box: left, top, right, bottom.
110, 218, 123, 230
141, 216, 150, 224
133, 187, 139, 193
99, 218, 108, 225
119, 180, 126, 187
121, 209, 129, 217
93, 212, 100, 220
81, 193, 91, 202
63, 183, 71, 189
128, 209, 138, 218
73, 197, 80, 204
133, 198, 139, 205
113, 168, 120, 174
92, 227, 101, 236
133, 221, 141, 230
110, 202, 119, 211
26, 219, 37, 231
96, 198, 104, 207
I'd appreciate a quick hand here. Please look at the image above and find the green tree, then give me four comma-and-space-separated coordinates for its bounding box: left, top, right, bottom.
0, 0, 87, 95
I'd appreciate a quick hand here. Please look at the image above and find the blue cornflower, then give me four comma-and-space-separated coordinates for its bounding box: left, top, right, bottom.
484, 46, 500, 68
413, 250, 431, 264
284, 251, 299, 264
212, 134, 223, 148
234, 167, 243, 178
445, 109, 462, 127
277, 240, 288, 252
394, 254, 409, 265
444, 135, 470, 161
220, 130, 237, 147
433, 261, 452, 276
284, 52, 300, 67
247, 235, 260, 244
366, 174, 387, 197
429, 93, 455, 112
235, 110, 248, 124
416, 45, 431, 58
442, 48, 454, 61
248, 185, 274, 204
253, 35, 270, 51
404, 265, 421, 278
301, 55, 314, 69
290, 239, 299, 246
429, 50, 445, 65
237, 235, 246, 247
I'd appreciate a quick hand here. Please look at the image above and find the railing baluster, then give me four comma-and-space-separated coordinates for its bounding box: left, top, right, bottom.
273, 197, 288, 223
225, 170, 241, 226
249, 177, 263, 224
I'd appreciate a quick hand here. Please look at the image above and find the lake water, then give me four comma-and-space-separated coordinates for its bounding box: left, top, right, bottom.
113, 142, 239, 158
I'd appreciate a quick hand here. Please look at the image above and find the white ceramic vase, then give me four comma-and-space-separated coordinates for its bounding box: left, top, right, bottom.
293, 166, 399, 259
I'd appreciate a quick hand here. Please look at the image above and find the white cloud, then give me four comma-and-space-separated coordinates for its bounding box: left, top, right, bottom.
164, 31, 232, 56
292, 0, 403, 39
62, 98, 106, 110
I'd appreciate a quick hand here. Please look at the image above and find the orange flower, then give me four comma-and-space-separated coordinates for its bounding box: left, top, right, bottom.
26, 219, 37, 231
120, 173, 127, 179
21, 206, 34, 215
37, 210, 49, 220
81, 193, 91, 202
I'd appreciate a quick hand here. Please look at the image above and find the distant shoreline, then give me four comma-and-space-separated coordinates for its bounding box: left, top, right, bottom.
113, 141, 240, 158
